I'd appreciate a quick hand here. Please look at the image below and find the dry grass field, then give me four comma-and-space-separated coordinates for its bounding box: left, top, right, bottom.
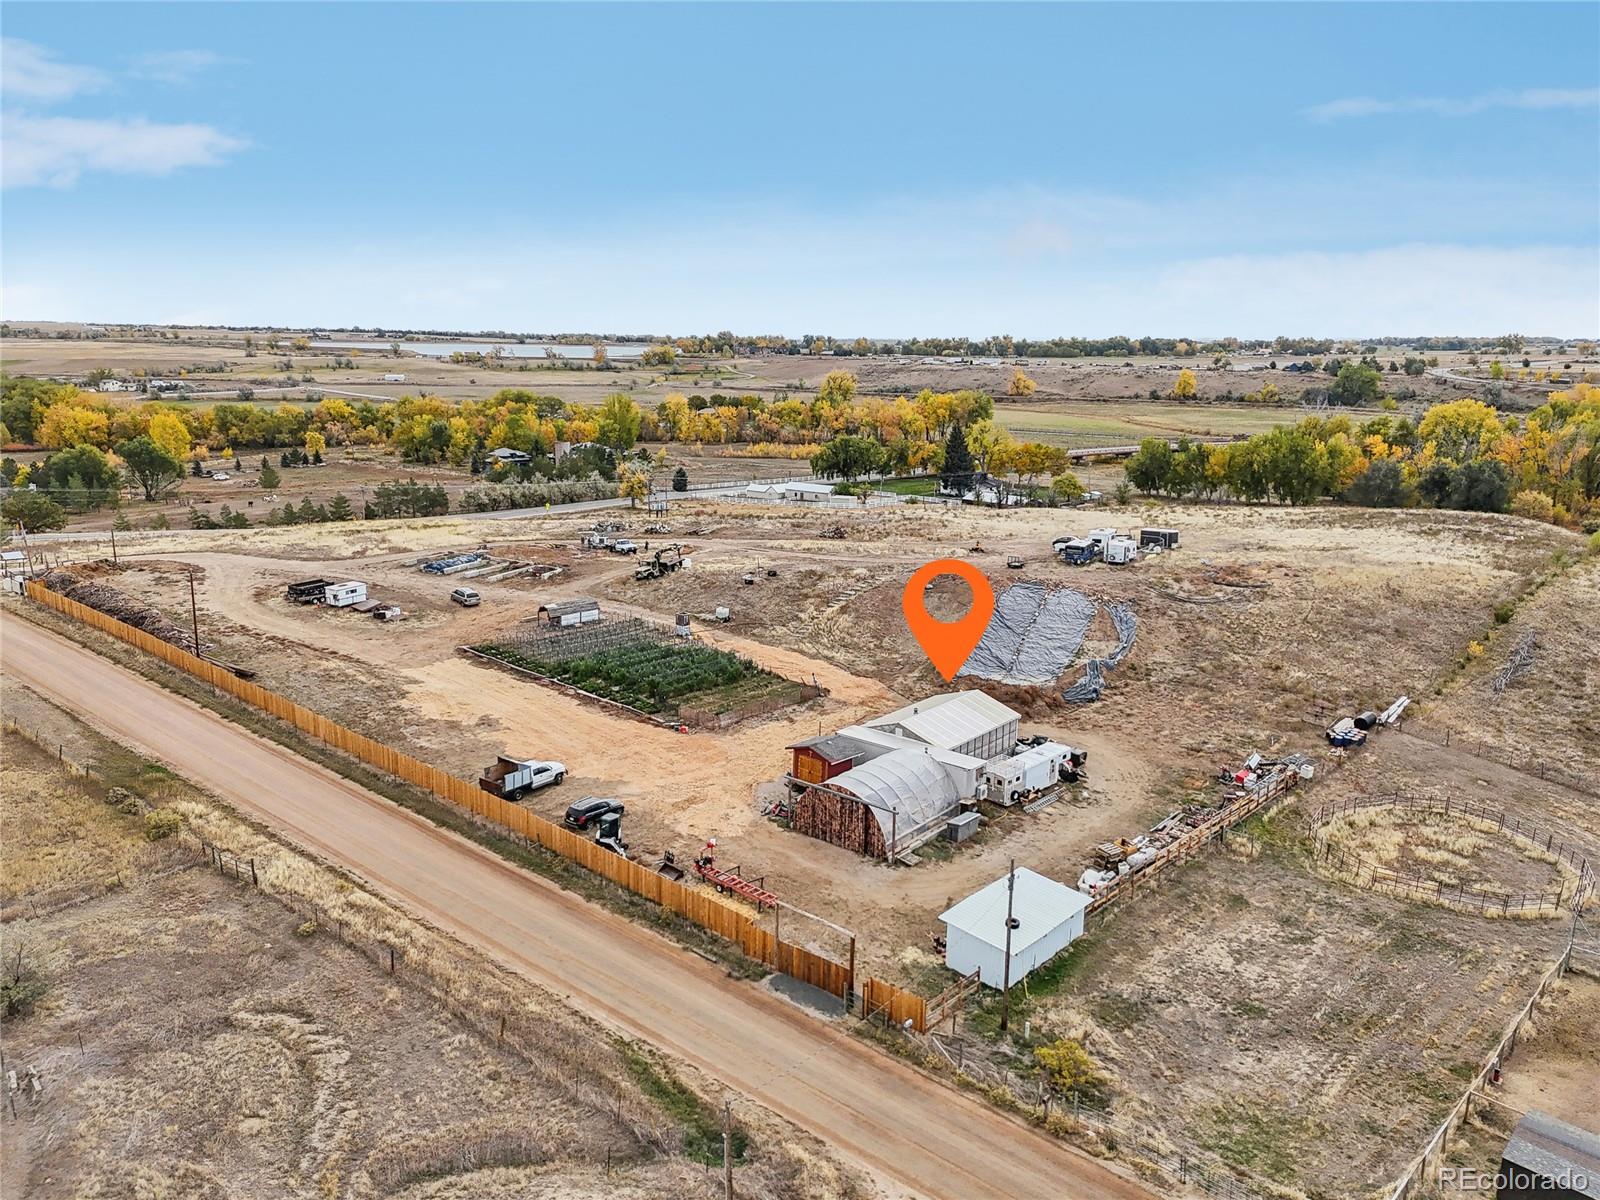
0, 685, 864, 1200
1015, 819, 1570, 1199
13, 487, 1594, 1198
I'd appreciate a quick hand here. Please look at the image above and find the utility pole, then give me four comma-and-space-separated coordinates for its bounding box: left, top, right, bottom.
110, 526, 118, 566
188, 568, 201, 654
1000, 857, 1018, 1032
723, 1098, 734, 1200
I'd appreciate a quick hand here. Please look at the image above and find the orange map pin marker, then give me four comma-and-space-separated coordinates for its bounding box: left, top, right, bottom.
902, 559, 996, 681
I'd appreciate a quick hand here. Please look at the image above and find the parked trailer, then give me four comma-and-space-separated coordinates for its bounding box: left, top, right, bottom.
982, 741, 1083, 804
1104, 537, 1139, 565
324, 581, 368, 607
1139, 528, 1180, 550
286, 578, 333, 604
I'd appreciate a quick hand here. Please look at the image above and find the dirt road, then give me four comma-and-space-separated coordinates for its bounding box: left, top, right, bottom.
1, 615, 1154, 1200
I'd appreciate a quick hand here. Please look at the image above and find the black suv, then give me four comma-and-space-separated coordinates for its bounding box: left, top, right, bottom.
563, 797, 625, 830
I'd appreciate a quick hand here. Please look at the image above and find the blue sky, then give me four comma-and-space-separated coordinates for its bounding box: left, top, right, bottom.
3, 2, 1597, 337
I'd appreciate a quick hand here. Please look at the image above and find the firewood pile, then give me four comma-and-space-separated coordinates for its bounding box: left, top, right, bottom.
789, 787, 884, 857
38, 567, 194, 650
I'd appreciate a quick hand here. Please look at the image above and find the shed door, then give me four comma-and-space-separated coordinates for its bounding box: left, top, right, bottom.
793, 750, 825, 784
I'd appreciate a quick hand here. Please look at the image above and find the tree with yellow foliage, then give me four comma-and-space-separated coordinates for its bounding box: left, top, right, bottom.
963, 418, 1013, 474
148, 411, 190, 463
1172, 368, 1198, 399
1007, 368, 1037, 397
1417, 398, 1502, 464
38, 402, 111, 449
304, 430, 327, 457
618, 464, 651, 506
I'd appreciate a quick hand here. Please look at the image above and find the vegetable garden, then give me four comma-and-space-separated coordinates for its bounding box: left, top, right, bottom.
475, 618, 813, 717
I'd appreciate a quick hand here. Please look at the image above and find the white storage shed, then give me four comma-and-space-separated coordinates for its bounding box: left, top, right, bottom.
939, 868, 1091, 989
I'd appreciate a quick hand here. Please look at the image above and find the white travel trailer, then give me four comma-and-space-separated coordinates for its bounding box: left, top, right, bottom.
324, 581, 368, 607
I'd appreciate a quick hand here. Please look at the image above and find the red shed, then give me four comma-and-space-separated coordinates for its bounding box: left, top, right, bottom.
786, 734, 866, 786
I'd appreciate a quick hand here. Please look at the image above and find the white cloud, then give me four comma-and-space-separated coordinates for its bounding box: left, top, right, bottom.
1, 37, 108, 102
129, 49, 231, 84
1305, 87, 1600, 122
2, 113, 246, 188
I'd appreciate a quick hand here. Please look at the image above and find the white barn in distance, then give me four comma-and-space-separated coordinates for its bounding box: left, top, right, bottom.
940, 868, 1091, 989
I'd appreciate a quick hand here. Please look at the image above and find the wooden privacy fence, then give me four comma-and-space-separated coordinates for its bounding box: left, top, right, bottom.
860, 977, 928, 1031
26, 581, 923, 1027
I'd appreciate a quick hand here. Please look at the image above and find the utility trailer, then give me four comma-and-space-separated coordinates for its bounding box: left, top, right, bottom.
1104, 537, 1139, 566
1139, 527, 1180, 550
692, 841, 777, 909
286, 578, 333, 604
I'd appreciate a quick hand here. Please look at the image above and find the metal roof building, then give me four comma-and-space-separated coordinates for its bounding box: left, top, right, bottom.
865, 691, 1020, 761
827, 748, 961, 846
940, 868, 1092, 988
537, 597, 602, 626
1499, 1111, 1600, 1199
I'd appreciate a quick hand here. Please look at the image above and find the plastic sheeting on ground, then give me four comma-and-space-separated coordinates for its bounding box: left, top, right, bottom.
958, 582, 1098, 686
1060, 603, 1138, 703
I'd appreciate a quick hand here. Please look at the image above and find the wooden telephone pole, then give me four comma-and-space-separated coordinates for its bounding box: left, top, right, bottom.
188, 568, 201, 654
723, 1098, 735, 1199
999, 858, 1018, 1032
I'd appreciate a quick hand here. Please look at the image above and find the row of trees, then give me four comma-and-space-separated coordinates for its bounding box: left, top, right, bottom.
1121, 386, 1600, 523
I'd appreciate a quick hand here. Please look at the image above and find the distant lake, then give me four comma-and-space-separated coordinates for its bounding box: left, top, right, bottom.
311, 340, 649, 360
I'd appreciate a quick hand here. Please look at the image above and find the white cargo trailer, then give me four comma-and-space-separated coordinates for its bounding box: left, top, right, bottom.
324, 581, 368, 607
1104, 537, 1139, 565
982, 741, 1077, 804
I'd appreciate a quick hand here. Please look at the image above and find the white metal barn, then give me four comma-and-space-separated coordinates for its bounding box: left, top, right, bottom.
865, 691, 1020, 762
939, 868, 1091, 989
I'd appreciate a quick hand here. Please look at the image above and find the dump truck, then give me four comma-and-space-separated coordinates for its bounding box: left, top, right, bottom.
478, 755, 567, 800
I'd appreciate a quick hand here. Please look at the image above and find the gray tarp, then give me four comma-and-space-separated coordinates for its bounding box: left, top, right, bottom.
956, 582, 1138, 704
1060, 603, 1138, 703
959, 582, 1097, 686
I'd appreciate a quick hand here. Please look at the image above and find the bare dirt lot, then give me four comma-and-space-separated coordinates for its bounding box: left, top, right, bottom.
19, 493, 1594, 1198
0, 691, 863, 1200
